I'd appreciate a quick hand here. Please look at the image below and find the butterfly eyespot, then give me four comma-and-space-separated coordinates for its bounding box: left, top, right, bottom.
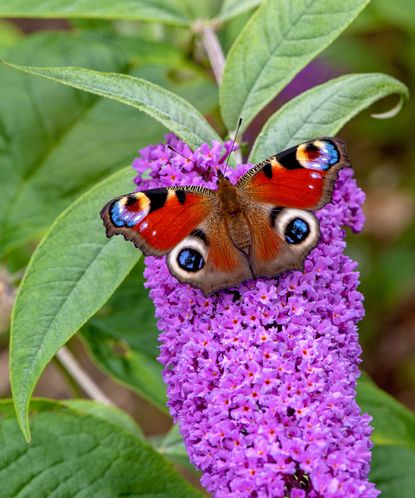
177, 248, 205, 272
284, 218, 310, 244
296, 140, 339, 170
272, 208, 318, 248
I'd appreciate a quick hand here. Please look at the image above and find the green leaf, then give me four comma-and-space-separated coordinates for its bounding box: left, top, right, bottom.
177, 0, 222, 21
156, 425, 192, 468
357, 374, 415, 449
370, 447, 415, 498
218, 0, 262, 22
82, 260, 168, 414
374, 0, 415, 29
0, 0, 191, 25
0, 32, 217, 257
10, 167, 140, 442
135, 63, 218, 117
62, 399, 144, 439
220, 0, 369, 132
0, 32, 135, 257
249, 73, 409, 162
0, 399, 203, 498
2, 60, 221, 151
0, 21, 21, 55
357, 375, 415, 497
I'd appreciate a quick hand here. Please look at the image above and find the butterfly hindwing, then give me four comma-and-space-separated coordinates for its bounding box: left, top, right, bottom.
244, 202, 320, 278
101, 186, 214, 256
166, 215, 252, 296
238, 138, 349, 210
238, 138, 348, 278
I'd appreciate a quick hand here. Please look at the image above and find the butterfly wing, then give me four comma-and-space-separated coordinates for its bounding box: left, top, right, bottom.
239, 138, 349, 277
238, 137, 349, 209
166, 213, 252, 296
101, 186, 252, 295
244, 202, 320, 278
101, 138, 348, 294
100, 186, 214, 256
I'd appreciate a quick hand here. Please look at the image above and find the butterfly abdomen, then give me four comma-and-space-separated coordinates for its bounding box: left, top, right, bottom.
227, 214, 251, 253
216, 177, 251, 252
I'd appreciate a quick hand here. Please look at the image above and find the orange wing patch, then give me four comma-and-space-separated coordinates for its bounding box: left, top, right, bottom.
207, 221, 242, 272
134, 191, 209, 252
246, 167, 325, 209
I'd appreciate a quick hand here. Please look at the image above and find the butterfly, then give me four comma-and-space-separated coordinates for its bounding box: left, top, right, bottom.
101, 138, 349, 296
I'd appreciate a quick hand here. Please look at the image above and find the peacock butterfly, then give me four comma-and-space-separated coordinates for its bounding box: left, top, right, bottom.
100, 137, 349, 296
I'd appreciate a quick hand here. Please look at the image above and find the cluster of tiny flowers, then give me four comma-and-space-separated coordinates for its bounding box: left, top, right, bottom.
133, 135, 379, 498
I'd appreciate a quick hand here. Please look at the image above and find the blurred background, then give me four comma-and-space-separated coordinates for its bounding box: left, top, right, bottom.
0, 0, 413, 483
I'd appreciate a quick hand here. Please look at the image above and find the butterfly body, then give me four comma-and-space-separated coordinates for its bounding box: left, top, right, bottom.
214, 173, 251, 253
101, 138, 349, 296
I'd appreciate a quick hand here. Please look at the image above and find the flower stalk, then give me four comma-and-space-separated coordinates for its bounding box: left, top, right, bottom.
134, 136, 379, 497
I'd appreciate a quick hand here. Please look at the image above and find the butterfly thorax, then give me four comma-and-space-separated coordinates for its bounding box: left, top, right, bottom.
217, 175, 251, 253
217, 176, 243, 215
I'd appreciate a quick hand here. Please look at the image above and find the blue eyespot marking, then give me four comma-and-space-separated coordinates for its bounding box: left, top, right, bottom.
178, 248, 205, 272
324, 141, 339, 167
110, 201, 141, 227
285, 218, 310, 244
304, 140, 339, 171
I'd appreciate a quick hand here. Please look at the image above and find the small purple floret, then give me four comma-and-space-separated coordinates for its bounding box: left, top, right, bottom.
133, 135, 379, 497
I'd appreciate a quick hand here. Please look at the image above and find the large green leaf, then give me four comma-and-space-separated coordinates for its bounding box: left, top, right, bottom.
218, 0, 262, 22
220, 0, 369, 132
249, 73, 409, 162
10, 167, 140, 442
0, 0, 259, 24
63, 399, 144, 439
0, 32, 133, 257
177, 0, 222, 21
357, 375, 415, 449
0, 32, 217, 257
357, 375, 415, 497
0, 0, 191, 25
3, 61, 220, 153
0, 399, 203, 498
369, 447, 415, 498
0, 20, 20, 54
156, 425, 192, 468
82, 259, 167, 414
374, 0, 415, 29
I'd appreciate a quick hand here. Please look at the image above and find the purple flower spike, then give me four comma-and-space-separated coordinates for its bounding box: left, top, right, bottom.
134, 135, 379, 498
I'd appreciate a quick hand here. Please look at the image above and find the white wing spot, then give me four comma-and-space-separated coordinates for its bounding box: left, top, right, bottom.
139, 221, 149, 232
310, 172, 322, 179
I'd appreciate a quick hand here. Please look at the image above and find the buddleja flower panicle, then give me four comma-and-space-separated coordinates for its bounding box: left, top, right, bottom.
133, 135, 379, 498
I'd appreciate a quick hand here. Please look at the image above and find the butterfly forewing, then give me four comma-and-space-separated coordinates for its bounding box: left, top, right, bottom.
100, 186, 214, 256
238, 138, 349, 210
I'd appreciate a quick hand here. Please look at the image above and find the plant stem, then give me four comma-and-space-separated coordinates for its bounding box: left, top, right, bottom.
53, 355, 84, 398
199, 23, 243, 163
200, 25, 225, 85
56, 346, 113, 405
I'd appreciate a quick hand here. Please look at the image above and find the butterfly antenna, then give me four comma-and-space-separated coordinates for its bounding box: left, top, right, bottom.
167, 145, 193, 163
223, 117, 243, 177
